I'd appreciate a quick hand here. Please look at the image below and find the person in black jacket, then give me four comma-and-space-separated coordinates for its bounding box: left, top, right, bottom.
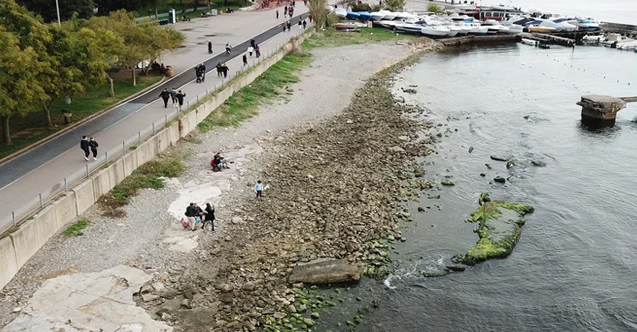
202, 203, 215, 230
159, 88, 171, 108
176, 90, 186, 111
185, 203, 197, 231
88, 136, 99, 161
80, 136, 90, 161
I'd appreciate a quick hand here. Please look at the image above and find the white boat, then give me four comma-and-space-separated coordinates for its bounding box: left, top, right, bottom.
467, 24, 489, 35
445, 25, 461, 37
382, 11, 397, 20
572, 18, 600, 31
334, 8, 347, 19
582, 34, 604, 44
521, 38, 537, 46
506, 25, 524, 34
377, 20, 399, 29
421, 25, 450, 38
394, 12, 410, 21
370, 10, 388, 21
454, 24, 471, 35
481, 19, 506, 34
398, 23, 426, 34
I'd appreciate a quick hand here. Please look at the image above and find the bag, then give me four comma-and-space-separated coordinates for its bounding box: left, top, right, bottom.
180, 218, 189, 228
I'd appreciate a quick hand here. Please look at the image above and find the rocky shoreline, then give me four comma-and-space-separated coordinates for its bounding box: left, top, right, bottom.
135, 41, 442, 331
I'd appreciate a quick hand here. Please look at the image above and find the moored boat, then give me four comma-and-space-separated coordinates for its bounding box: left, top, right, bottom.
334, 8, 347, 19
421, 25, 450, 38
357, 11, 372, 21
346, 11, 360, 20
370, 11, 387, 21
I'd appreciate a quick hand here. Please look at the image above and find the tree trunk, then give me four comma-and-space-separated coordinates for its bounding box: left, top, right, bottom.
182, 3, 187, 14
2, 116, 11, 145
154, 4, 158, 19
107, 74, 115, 97
131, 68, 137, 87
41, 99, 53, 128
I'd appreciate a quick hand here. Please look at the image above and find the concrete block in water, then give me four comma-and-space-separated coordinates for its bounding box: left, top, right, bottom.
577, 95, 627, 121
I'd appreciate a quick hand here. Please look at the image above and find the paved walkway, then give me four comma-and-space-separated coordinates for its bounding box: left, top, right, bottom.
0, 5, 312, 229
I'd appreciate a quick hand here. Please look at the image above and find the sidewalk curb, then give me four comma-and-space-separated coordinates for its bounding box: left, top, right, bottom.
0, 76, 167, 167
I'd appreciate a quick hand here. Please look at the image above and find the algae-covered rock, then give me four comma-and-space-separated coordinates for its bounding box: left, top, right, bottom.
464, 198, 534, 265
441, 179, 455, 186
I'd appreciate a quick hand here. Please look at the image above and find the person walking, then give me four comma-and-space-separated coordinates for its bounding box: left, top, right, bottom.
202, 203, 215, 230
276, 9, 279, 19
176, 90, 186, 111
221, 63, 229, 78
170, 88, 178, 104
298, 20, 302, 30
159, 88, 171, 108
302, 19, 307, 29
80, 136, 90, 161
254, 180, 264, 199
208, 40, 213, 54
225, 42, 232, 55
286, 20, 291, 31
243, 53, 248, 66
255, 44, 261, 58
248, 45, 254, 56
284, 5, 287, 17
88, 136, 99, 161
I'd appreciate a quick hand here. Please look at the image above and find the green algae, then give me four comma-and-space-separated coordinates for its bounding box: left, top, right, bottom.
464, 194, 534, 265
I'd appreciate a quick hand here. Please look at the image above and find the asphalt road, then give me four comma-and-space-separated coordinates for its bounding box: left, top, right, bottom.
0, 13, 307, 190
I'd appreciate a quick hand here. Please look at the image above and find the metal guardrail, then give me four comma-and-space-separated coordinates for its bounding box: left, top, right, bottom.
0, 28, 308, 235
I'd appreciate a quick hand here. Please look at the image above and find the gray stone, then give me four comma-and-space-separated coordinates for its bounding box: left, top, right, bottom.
242, 282, 256, 292
288, 259, 364, 284
141, 293, 159, 302
221, 284, 234, 293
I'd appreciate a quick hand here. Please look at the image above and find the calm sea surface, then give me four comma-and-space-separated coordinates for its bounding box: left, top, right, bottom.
352, 43, 637, 331
508, 0, 637, 25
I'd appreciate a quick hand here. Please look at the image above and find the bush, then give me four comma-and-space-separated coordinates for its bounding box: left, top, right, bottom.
351, 3, 372, 11
427, 3, 443, 13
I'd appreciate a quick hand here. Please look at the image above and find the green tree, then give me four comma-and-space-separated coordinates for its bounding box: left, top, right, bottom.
427, 3, 442, 13
89, 10, 183, 86
0, 26, 47, 144
15, 0, 95, 22
308, 0, 329, 31
384, 0, 404, 11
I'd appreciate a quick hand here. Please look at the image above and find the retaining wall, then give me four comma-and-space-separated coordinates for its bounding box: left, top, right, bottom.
0, 32, 310, 291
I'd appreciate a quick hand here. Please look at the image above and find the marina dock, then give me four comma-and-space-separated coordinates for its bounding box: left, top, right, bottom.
518, 32, 576, 47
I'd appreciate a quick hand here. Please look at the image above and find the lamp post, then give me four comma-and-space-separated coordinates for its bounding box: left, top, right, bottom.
55, 0, 61, 26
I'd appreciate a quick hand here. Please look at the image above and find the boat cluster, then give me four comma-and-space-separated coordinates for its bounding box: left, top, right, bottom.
582, 33, 637, 51
331, 7, 602, 39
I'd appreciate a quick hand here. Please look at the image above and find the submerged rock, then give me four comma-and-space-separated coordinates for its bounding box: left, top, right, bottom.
441, 179, 455, 186
493, 176, 506, 184
531, 160, 547, 167
288, 259, 364, 284
490, 155, 508, 162
463, 198, 534, 265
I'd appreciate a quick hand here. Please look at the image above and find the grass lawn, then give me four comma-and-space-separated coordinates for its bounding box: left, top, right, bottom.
302, 27, 416, 50
198, 51, 311, 131
0, 72, 162, 160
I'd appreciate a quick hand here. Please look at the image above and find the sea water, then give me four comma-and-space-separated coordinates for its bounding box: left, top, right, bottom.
352, 43, 637, 332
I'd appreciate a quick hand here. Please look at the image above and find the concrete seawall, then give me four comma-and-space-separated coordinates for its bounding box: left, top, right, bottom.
0, 33, 310, 291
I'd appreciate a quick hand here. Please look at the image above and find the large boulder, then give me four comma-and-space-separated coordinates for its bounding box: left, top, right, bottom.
288, 259, 364, 284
